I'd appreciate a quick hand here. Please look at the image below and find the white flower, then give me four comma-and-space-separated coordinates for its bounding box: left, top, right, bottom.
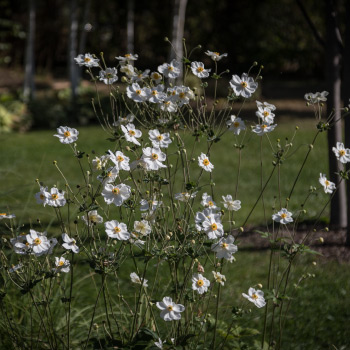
304, 91, 329, 104
46, 187, 66, 207
105, 220, 130, 240
145, 85, 166, 104
54, 126, 79, 144
121, 123, 142, 146
332, 142, 350, 164
35, 186, 49, 205
252, 123, 277, 136
256, 101, 275, 124
160, 99, 178, 113
140, 198, 162, 211
191, 61, 211, 78
9, 263, 23, 273
62, 233, 79, 253
141, 147, 167, 170
113, 113, 135, 127
0, 213, 16, 220
229, 73, 258, 98
256, 101, 276, 111
101, 183, 131, 206
192, 273, 210, 294
92, 155, 110, 171
212, 271, 226, 286
319, 173, 336, 194
272, 208, 293, 224
201, 193, 219, 210
148, 129, 172, 148
131, 69, 150, 82
120, 64, 136, 77
198, 153, 214, 172
174, 192, 197, 201
126, 83, 147, 103
130, 272, 148, 287
158, 59, 181, 79
11, 235, 30, 255
26, 229, 51, 256
108, 150, 130, 171
154, 338, 164, 349
211, 235, 238, 260
74, 53, 99, 67
150, 71, 163, 84
195, 208, 224, 239
205, 50, 228, 61
222, 195, 241, 211
242, 288, 266, 308
99, 67, 118, 84
175, 85, 194, 106
226, 115, 246, 135
156, 297, 185, 321
53, 257, 70, 273
97, 166, 119, 184
82, 210, 103, 227
115, 53, 138, 61
134, 220, 152, 236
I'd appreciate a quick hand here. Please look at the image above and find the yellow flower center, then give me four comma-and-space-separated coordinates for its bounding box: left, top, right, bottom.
89, 215, 98, 222
40, 194, 45, 200
117, 155, 124, 162
167, 305, 173, 311
152, 90, 158, 95
64, 131, 71, 137
196, 67, 204, 73
112, 187, 120, 195
125, 54, 131, 58
263, 111, 269, 117
241, 81, 248, 88
152, 73, 161, 79
261, 124, 267, 129
0, 213, 6, 216
179, 92, 185, 99
197, 279, 204, 287
252, 293, 258, 300
157, 135, 163, 141
58, 260, 64, 266
51, 194, 58, 200
234, 121, 240, 128
211, 223, 218, 231
135, 89, 141, 95
114, 226, 121, 233
203, 159, 210, 166
168, 66, 174, 71
152, 153, 159, 160
214, 52, 220, 56
208, 201, 214, 207
107, 171, 112, 177
129, 130, 136, 136
84, 57, 91, 62
325, 180, 330, 186
339, 150, 346, 156
34, 238, 41, 245
281, 213, 287, 219
221, 242, 228, 249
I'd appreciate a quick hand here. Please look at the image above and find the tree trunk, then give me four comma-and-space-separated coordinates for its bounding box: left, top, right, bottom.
127, 0, 135, 54
69, 0, 79, 104
326, 0, 347, 229
343, 0, 350, 243
23, 0, 36, 102
169, 0, 188, 79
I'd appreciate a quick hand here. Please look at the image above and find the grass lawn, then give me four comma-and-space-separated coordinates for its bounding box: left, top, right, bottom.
1, 119, 349, 349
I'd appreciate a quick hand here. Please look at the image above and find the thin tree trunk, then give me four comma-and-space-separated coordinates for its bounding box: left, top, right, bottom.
169, 0, 188, 79
69, 0, 79, 104
343, 0, 350, 243
23, 0, 36, 102
127, 0, 134, 54
326, 0, 347, 228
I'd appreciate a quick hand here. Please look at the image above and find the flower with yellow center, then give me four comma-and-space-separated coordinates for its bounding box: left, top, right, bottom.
156, 297, 185, 321
192, 273, 210, 294
54, 126, 79, 144
272, 208, 293, 224
198, 153, 214, 172
242, 287, 266, 308
74, 53, 99, 67
319, 173, 336, 194
230, 72, 258, 98
211, 235, 238, 260
191, 61, 211, 78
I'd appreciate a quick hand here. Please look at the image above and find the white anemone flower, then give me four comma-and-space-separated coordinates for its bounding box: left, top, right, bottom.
0, 213, 16, 219
141, 147, 167, 170
134, 220, 152, 236
130, 272, 148, 287
256, 105, 275, 124
319, 173, 336, 194
211, 235, 238, 260
11, 234, 30, 255
140, 198, 162, 211
150, 71, 163, 84
99, 67, 118, 84
205, 50, 228, 61
304, 91, 329, 104
62, 233, 79, 253
242, 287, 266, 308
195, 208, 224, 239
272, 208, 293, 224
101, 183, 131, 206
145, 85, 166, 104
222, 195, 241, 211
256, 101, 276, 111
53, 257, 70, 273
229, 73, 258, 98
148, 129, 172, 148
97, 166, 119, 184
158, 59, 181, 79
191, 61, 211, 78
154, 338, 164, 349
160, 99, 178, 113
212, 271, 226, 286
131, 69, 150, 82
156, 297, 185, 321
332, 142, 350, 164
192, 273, 210, 294
175, 85, 194, 106
201, 193, 219, 210
46, 187, 66, 207
226, 115, 246, 135
26, 229, 51, 256
54, 126, 79, 144
115, 53, 138, 61
108, 150, 130, 171
126, 83, 147, 103
9, 263, 23, 273
74, 53, 99, 67
82, 210, 103, 227
113, 113, 135, 127
35, 186, 49, 205
105, 220, 130, 240
121, 123, 142, 146
120, 64, 136, 78
174, 192, 197, 201
198, 153, 214, 172
92, 155, 110, 171
252, 123, 277, 136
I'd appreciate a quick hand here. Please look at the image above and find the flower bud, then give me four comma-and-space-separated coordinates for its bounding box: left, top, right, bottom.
257, 283, 263, 289
319, 237, 324, 243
